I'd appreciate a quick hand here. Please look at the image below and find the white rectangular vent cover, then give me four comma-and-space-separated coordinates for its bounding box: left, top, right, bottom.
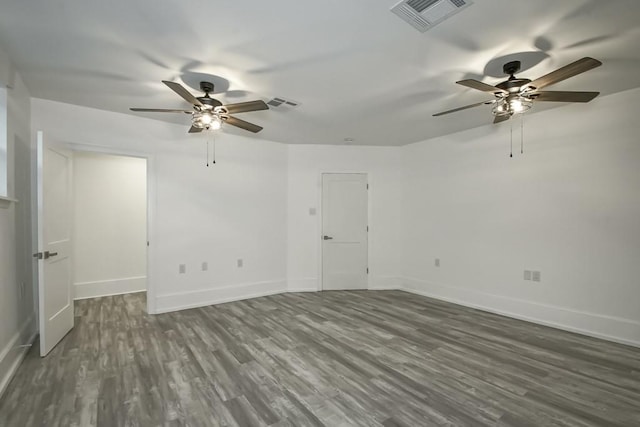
266, 97, 301, 110
391, 0, 473, 33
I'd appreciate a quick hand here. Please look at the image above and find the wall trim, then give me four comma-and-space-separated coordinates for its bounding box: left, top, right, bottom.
0, 315, 37, 399
155, 279, 287, 314
369, 275, 402, 290
288, 288, 319, 293
74, 276, 146, 300
400, 276, 640, 348
0, 195, 18, 209
287, 277, 319, 293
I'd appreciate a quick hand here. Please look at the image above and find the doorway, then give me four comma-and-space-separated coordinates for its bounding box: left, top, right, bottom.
35, 133, 152, 356
72, 152, 147, 299
321, 173, 368, 290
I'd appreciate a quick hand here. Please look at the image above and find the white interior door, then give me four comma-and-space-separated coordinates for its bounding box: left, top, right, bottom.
36, 131, 74, 357
322, 173, 368, 290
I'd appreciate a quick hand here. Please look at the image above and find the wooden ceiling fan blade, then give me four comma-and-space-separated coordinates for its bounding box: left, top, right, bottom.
433, 100, 494, 117
531, 91, 600, 103
456, 79, 508, 94
223, 100, 269, 114
224, 116, 263, 133
130, 108, 192, 113
162, 80, 203, 107
493, 114, 511, 124
526, 57, 602, 90
188, 125, 203, 133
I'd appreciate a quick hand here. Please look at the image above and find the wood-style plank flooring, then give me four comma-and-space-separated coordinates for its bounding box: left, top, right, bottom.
1, 291, 639, 426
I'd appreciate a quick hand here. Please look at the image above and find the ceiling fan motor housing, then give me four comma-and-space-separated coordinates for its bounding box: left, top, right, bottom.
197, 81, 223, 108
198, 97, 223, 108
496, 78, 532, 92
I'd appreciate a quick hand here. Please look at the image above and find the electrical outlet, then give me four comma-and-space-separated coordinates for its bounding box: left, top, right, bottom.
532, 271, 541, 282
435, 258, 440, 267
201, 262, 208, 271
237, 259, 243, 268
524, 270, 532, 280
179, 264, 186, 274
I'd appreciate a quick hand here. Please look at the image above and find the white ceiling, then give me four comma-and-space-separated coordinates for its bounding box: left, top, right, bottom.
1, 0, 639, 146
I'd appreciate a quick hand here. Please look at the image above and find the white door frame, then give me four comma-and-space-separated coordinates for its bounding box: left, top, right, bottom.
65, 143, 157, 314
318, 171, 370, 291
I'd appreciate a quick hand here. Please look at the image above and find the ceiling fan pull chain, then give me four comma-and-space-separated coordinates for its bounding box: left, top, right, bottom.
213, 134, 217, 164
206, 138, 210, 167
521, 113, 524, 154
510, 121, 513, 158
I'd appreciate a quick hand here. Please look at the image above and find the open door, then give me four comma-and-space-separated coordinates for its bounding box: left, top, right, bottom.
35, 131, 74, 356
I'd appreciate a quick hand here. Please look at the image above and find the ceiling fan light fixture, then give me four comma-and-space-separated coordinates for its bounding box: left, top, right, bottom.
434, 57, 601, 124
131, 80, 267, 134
492, 99, 510, 116
193, 111, 222, 130
509, 96, 532, 114
209, 115, 222, 130
491, 96, 532, 117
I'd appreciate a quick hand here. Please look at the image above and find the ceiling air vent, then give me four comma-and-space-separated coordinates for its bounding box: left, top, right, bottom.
266, 97, 301, 110
391, 0, 473, 33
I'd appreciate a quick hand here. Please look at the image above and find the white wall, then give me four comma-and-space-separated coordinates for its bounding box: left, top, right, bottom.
31, 99, 288, 313
402, 88, 640, 346
287, 145, 403, 291
28, 87, 640, 349
0, 48, 36, 397
73, 152, 147, 299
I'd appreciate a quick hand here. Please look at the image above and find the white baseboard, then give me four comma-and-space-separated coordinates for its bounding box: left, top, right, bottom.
74, 276, 146, 300
369, 275, 402, 290
288, 288, 319, 293
401, 277, 640, 348
0, 315, 37, 399
150, 274, 640, 348
155, 279, 287, 314
288, 276, 403, 292
287, 277, 319, 293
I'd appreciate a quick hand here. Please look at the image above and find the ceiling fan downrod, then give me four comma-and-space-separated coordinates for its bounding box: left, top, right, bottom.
503, 60, 521, 80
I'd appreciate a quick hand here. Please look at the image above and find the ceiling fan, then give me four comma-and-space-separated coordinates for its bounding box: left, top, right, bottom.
433, 57, 602, 123
131, 81, 268, 133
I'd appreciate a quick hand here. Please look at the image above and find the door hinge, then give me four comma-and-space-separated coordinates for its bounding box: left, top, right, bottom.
366, 226, 369, 232
366, 267, 369, 274
366, 184, 369, 190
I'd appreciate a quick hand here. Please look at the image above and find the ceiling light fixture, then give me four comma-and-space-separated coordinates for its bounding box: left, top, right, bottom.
491, 95, 532, 117
193, 111, 222, 130
509, 96, 532, 114
492, 99, 509, 116
490, 94, 532, 158
130, 80, 268, 134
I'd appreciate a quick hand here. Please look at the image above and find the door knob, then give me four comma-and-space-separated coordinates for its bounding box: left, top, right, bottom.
323, 235, 333, 240
44, 251, 58, 259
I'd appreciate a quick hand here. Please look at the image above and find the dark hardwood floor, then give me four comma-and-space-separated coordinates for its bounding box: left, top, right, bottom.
1, 290, 639, 426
